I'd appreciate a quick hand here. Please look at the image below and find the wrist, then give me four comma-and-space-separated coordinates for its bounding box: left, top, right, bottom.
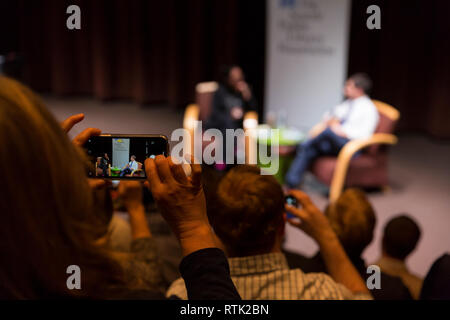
178, 223, 217, 257
316, 229, 340, 249
126, 202, 145, 215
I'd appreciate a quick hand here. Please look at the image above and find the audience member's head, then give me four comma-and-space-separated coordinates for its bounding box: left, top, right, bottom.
209, 165, 285, 257
325, 188, 376, 259
0, 76, 123, 298
131, 155, 136, 161
345, 73, 372, 98
382, 215, 421, 261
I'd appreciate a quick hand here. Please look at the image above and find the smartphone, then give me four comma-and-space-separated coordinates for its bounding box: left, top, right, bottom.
84, 134, 169, 180
285, 195, 300, 219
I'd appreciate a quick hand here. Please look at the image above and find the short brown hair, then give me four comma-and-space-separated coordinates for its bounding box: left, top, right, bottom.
209, 165, 285, 257
349, 73, 373, 94
325, 189, 376, 258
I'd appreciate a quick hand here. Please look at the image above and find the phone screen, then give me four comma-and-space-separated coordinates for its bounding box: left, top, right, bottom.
285, 195, 300, 220
84, 135, 169, 180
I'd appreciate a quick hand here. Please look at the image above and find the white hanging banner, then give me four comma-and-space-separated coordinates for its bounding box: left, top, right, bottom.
265, 0, 352, 131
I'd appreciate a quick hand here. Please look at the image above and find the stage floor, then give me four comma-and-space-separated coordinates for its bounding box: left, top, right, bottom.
46, 96, 450, 277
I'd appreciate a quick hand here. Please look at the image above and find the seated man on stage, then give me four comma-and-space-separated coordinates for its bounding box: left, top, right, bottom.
285, 73, 379, 189
120, 155, 138, 177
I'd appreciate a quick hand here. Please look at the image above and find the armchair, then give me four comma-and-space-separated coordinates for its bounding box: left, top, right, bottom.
128, 162, 144, 177
310, 100, 400, 202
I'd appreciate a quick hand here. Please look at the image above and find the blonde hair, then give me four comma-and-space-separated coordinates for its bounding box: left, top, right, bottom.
325, 188, 376, 257
0, 76, 124, 298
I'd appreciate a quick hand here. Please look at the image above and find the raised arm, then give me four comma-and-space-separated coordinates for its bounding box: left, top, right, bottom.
285, 190, 371, 296
145, 156, 241, 300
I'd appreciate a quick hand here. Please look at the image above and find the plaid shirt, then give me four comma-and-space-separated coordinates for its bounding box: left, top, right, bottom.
167, 252, 372, 300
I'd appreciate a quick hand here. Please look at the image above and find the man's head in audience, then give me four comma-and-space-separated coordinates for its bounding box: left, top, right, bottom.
209, 165, 285, 257
344, 73, 372, 100
325, 188, 376, 259
130, 155, 136, 161
382, 215, 421, 262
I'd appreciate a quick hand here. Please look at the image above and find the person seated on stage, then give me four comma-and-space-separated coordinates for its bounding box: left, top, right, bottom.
120, 155, 138, 177
285, 73, 379, 189
167, 165, 372, 300
284, 189, 413, 300
205, 65, 257, 133
374, 215, 423, 299
96, 157, 104, 176
100, 153, 110, 176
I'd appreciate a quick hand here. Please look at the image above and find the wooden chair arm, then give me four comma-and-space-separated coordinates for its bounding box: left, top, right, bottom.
329, 133, 398, 203
243, 111, 258, 164
183, 104, 200, 156
183, 104, 200, 130
243, 111, 258, 130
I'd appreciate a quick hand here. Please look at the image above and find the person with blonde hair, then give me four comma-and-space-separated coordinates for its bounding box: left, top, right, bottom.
285, 188, 412, 300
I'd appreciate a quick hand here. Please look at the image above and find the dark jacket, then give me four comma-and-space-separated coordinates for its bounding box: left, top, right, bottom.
205, 84, 257, 132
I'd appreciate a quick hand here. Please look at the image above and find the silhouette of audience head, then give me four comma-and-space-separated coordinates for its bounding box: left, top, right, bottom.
382, 215, 421, 261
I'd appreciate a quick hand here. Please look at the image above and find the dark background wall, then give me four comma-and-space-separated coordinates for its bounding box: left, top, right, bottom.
1, 0, 449, 137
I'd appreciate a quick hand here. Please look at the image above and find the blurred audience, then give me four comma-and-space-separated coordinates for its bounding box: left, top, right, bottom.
420, 253, 450, 300
167, 165, 372, 300
284, 189, 412, 300
374, 215, 423, 299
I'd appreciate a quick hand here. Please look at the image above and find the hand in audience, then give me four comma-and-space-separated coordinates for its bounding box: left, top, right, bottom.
61, 113, 104, 189
285, 190, 336, 246
145, 155, 216, 257
118, 181, 151, 240
286, 190, 370, 295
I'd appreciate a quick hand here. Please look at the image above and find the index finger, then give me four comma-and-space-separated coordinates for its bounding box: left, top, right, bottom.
185, 154, 202, 187
145, 158, 162, 192
288, 190, 316, 211
61, 113, 85, 133
72, 128, 101, 147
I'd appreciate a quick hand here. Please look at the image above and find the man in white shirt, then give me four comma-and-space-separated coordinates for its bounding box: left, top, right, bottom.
120, 155, 139, 177
285, 73, 379, 188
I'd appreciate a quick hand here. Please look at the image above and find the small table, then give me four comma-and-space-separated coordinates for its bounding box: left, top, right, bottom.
255, 126, 306, 183
110, 167, 121, 177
